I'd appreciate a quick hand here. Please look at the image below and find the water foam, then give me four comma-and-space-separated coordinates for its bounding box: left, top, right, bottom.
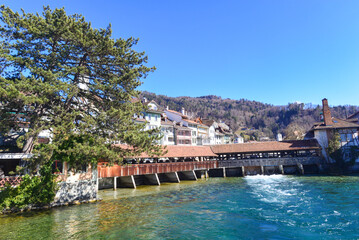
244, 174, 300, 205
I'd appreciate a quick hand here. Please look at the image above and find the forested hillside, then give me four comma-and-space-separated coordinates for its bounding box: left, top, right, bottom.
141, 91, 359, 140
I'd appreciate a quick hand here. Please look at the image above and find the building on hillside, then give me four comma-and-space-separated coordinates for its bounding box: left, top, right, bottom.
132, 98, 163, 144
234, 134, 244, 144
164, 107, 197, 146
160, 116, 175, 145
202, 119, 234, 145
218, 122, 234, 144
208, 125, 216, 145
305, 98, 359, 164
184, 119, 199, 146
175, 124, 192, 145
197, 122, 210, 145
142, 99, 163, 131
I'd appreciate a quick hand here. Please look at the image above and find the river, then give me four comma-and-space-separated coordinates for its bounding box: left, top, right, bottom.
1, 175, 359, 239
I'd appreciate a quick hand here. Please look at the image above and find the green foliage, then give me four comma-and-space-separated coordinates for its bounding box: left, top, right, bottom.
327, 132, 343, 165
0, 6, 163, 170
0, 163, 57, 211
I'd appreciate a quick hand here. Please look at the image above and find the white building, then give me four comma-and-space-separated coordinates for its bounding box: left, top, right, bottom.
160, 118, 175, 145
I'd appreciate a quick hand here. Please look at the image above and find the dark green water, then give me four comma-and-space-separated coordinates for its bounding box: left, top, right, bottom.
1, 175, 359, 239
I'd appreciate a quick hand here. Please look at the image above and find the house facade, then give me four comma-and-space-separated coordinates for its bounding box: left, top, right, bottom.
306, 98, 359, 164
160, 119, 175, 145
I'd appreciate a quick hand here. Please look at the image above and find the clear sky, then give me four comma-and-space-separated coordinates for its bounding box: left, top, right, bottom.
2, 0, 359, 106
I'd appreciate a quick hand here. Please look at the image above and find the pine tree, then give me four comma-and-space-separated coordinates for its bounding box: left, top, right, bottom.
0, 6, 162, 170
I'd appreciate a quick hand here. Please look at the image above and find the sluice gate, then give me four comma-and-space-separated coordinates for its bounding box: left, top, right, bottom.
218, 157, 323, 176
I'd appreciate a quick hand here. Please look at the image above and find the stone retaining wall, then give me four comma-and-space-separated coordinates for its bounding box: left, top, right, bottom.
53, 180, 98, 206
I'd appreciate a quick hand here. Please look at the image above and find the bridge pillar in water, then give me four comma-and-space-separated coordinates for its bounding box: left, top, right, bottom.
223, 168, 226, 177
241, 166, 245, 177
118, 175, 136, 188
297, 163, 304, 175
261, 166, 264, 175
279, 165, 284, 174
113, 177, 117, 190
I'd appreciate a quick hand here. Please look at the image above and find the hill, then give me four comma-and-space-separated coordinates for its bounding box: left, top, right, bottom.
140, 91, 359, 140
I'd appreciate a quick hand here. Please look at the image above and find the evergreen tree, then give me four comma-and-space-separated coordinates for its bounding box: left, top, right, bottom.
0, 6, 162, 170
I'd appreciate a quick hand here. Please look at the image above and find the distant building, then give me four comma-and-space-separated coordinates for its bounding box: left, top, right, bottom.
306, 98, 359, 163
276, 133, 283, 141
160, 116, 175, 145
234, 134, 244, 144
175, 124, 192, 145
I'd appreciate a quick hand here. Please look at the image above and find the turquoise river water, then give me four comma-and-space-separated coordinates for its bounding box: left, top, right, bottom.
1, 175, 359, 239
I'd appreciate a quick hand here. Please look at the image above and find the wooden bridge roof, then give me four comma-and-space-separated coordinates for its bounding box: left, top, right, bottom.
159, 145, 217, 158
113, 144, 217, 158
210, 139, 321, 154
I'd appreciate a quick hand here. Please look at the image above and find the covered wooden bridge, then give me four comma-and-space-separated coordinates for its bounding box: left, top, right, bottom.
97, 145, 218, 189
212, 140, 323, 176
97, 140, 324, 189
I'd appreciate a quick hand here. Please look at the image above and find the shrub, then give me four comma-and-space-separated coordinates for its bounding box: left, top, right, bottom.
0, 163, 57, 211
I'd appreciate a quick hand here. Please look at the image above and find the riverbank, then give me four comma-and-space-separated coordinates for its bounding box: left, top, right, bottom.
1, 197, 101, 215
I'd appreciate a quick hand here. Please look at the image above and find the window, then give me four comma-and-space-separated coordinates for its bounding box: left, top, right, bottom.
347, 134, 353, 142
341, 133, 353, 142
340, 134, 346, 142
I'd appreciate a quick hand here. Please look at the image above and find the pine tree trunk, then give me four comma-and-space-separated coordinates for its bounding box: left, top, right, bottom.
22, 136, 35, 154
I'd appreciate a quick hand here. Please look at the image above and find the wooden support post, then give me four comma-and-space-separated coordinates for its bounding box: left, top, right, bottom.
205, 170, 209, 179
297, 163, 304, 175
261, 166, 264, 175
144, 174, 161, 185
241, 166, 245, 177
113, 177, 117, 190
192, 170, 198, 180
96, 177, 99, 192
155, 173, 160, 185
131, 175, 136, 188
118, 175, 137, 188
279, 165, 284, 174
223, 167, 226, 178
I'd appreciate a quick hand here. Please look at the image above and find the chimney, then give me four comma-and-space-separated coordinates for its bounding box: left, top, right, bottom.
322, 98, 333, 126
181, 107, 185, 115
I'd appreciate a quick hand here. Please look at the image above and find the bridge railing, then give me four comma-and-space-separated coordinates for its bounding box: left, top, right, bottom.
218, 157, 322, 168
98, 161, 218, 178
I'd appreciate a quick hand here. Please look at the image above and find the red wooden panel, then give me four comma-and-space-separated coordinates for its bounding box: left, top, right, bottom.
97, 161, 218, 177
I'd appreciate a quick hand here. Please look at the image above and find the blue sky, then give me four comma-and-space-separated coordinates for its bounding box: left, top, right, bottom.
2, 1, 359, 106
